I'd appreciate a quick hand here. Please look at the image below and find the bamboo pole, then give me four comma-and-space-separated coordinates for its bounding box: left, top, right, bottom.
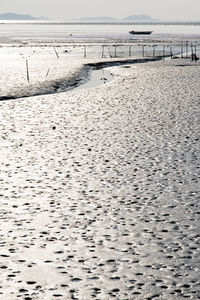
162, 45, 165, 60
26, 60, 29, 83
152, 46, 156, 58
54, 48, 59, 59
191, 43, 193, 57
142, 45, 145, 57
170, 47, 173, 58
102, 45, 105, 58
46, 69, 50, 77
181, 43, 183, 58
129, 45, 131, 57
84, 45, 86, 58
186, 41, 188, 58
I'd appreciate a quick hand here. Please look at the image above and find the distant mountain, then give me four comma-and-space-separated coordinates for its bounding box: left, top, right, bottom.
72, 15, 159, 23
122, 15, 159, 22
0, 12, 48, 20
77, 16, 118, 21
0, 12, 158, 22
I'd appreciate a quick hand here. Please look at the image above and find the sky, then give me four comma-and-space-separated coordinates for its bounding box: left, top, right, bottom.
0, 0, 200, 21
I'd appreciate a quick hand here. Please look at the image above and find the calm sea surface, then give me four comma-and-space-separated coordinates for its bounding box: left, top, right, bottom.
0, 23, 200, 43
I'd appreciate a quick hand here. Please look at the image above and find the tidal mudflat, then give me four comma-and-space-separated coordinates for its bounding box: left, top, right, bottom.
0, 55, 199, 299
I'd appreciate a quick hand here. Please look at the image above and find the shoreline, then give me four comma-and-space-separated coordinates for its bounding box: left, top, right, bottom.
0, 57, 162, 101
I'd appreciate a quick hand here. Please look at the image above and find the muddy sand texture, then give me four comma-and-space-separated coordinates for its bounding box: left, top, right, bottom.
0, 59, 199, 299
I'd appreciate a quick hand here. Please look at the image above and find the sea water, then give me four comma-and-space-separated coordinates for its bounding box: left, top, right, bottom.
0, 22, 200, 44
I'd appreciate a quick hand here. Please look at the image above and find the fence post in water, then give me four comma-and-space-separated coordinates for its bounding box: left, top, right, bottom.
170, 47, 173, 58
152, 45, 156, 58
84, 45, 87, 58
162, 45, 165, 60
191, 44, 194, 61
102, 45, 104, 58
129, 45, 131, 57
26, 59, 29, 83
114, 45, 117, 58
186, 41, 188, 57
142, 45, 145, 57
191, 43, 193, 57
181, 43, 183, 58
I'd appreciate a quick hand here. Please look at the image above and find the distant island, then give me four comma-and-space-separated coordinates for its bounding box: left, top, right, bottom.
122, 15, 159, 22
77, 16, 118, 21
0, 12, 48, 20
1, 13, 197, 24
0, 13, 158, 22
76, 15, 159, 22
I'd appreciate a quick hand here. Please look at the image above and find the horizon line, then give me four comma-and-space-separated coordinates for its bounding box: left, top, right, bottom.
0, 20, 200, 25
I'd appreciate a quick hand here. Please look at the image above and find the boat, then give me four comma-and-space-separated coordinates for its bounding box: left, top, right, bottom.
129, 30, 153, 35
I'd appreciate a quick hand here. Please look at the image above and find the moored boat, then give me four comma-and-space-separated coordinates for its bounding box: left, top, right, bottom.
129, 30, 153, 35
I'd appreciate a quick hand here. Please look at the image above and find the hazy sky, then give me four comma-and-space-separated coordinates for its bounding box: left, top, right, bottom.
0, 0, 200, 21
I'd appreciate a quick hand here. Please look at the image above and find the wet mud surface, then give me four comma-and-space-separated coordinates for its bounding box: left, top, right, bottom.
0, 50, 160, 101
0, 58, 199, 299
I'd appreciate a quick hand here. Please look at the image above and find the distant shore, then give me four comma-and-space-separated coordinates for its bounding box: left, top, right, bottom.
1, 20, 200, 25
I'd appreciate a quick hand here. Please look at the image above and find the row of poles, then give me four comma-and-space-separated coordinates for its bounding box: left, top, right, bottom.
25, 42, 199, 83
82, 42, 199, 59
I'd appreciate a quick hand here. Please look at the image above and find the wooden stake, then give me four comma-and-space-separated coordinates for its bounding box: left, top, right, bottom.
191, 43, 193, 56
102, 45, 104, 58
26, 60, 29, 83
54, 48, 59, 59
129, 45, 131, 57
142, 45, 145, 57
114, 45, 117, 58
170, 47, 173, 58
162, 45, 165, 60
180, 43, 183, 58
153, 46, 155, 58
84, 45, 86, 58
186, 41, 188, 57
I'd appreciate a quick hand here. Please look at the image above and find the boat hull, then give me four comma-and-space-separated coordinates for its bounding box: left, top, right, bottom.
129, 31, 153, 35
